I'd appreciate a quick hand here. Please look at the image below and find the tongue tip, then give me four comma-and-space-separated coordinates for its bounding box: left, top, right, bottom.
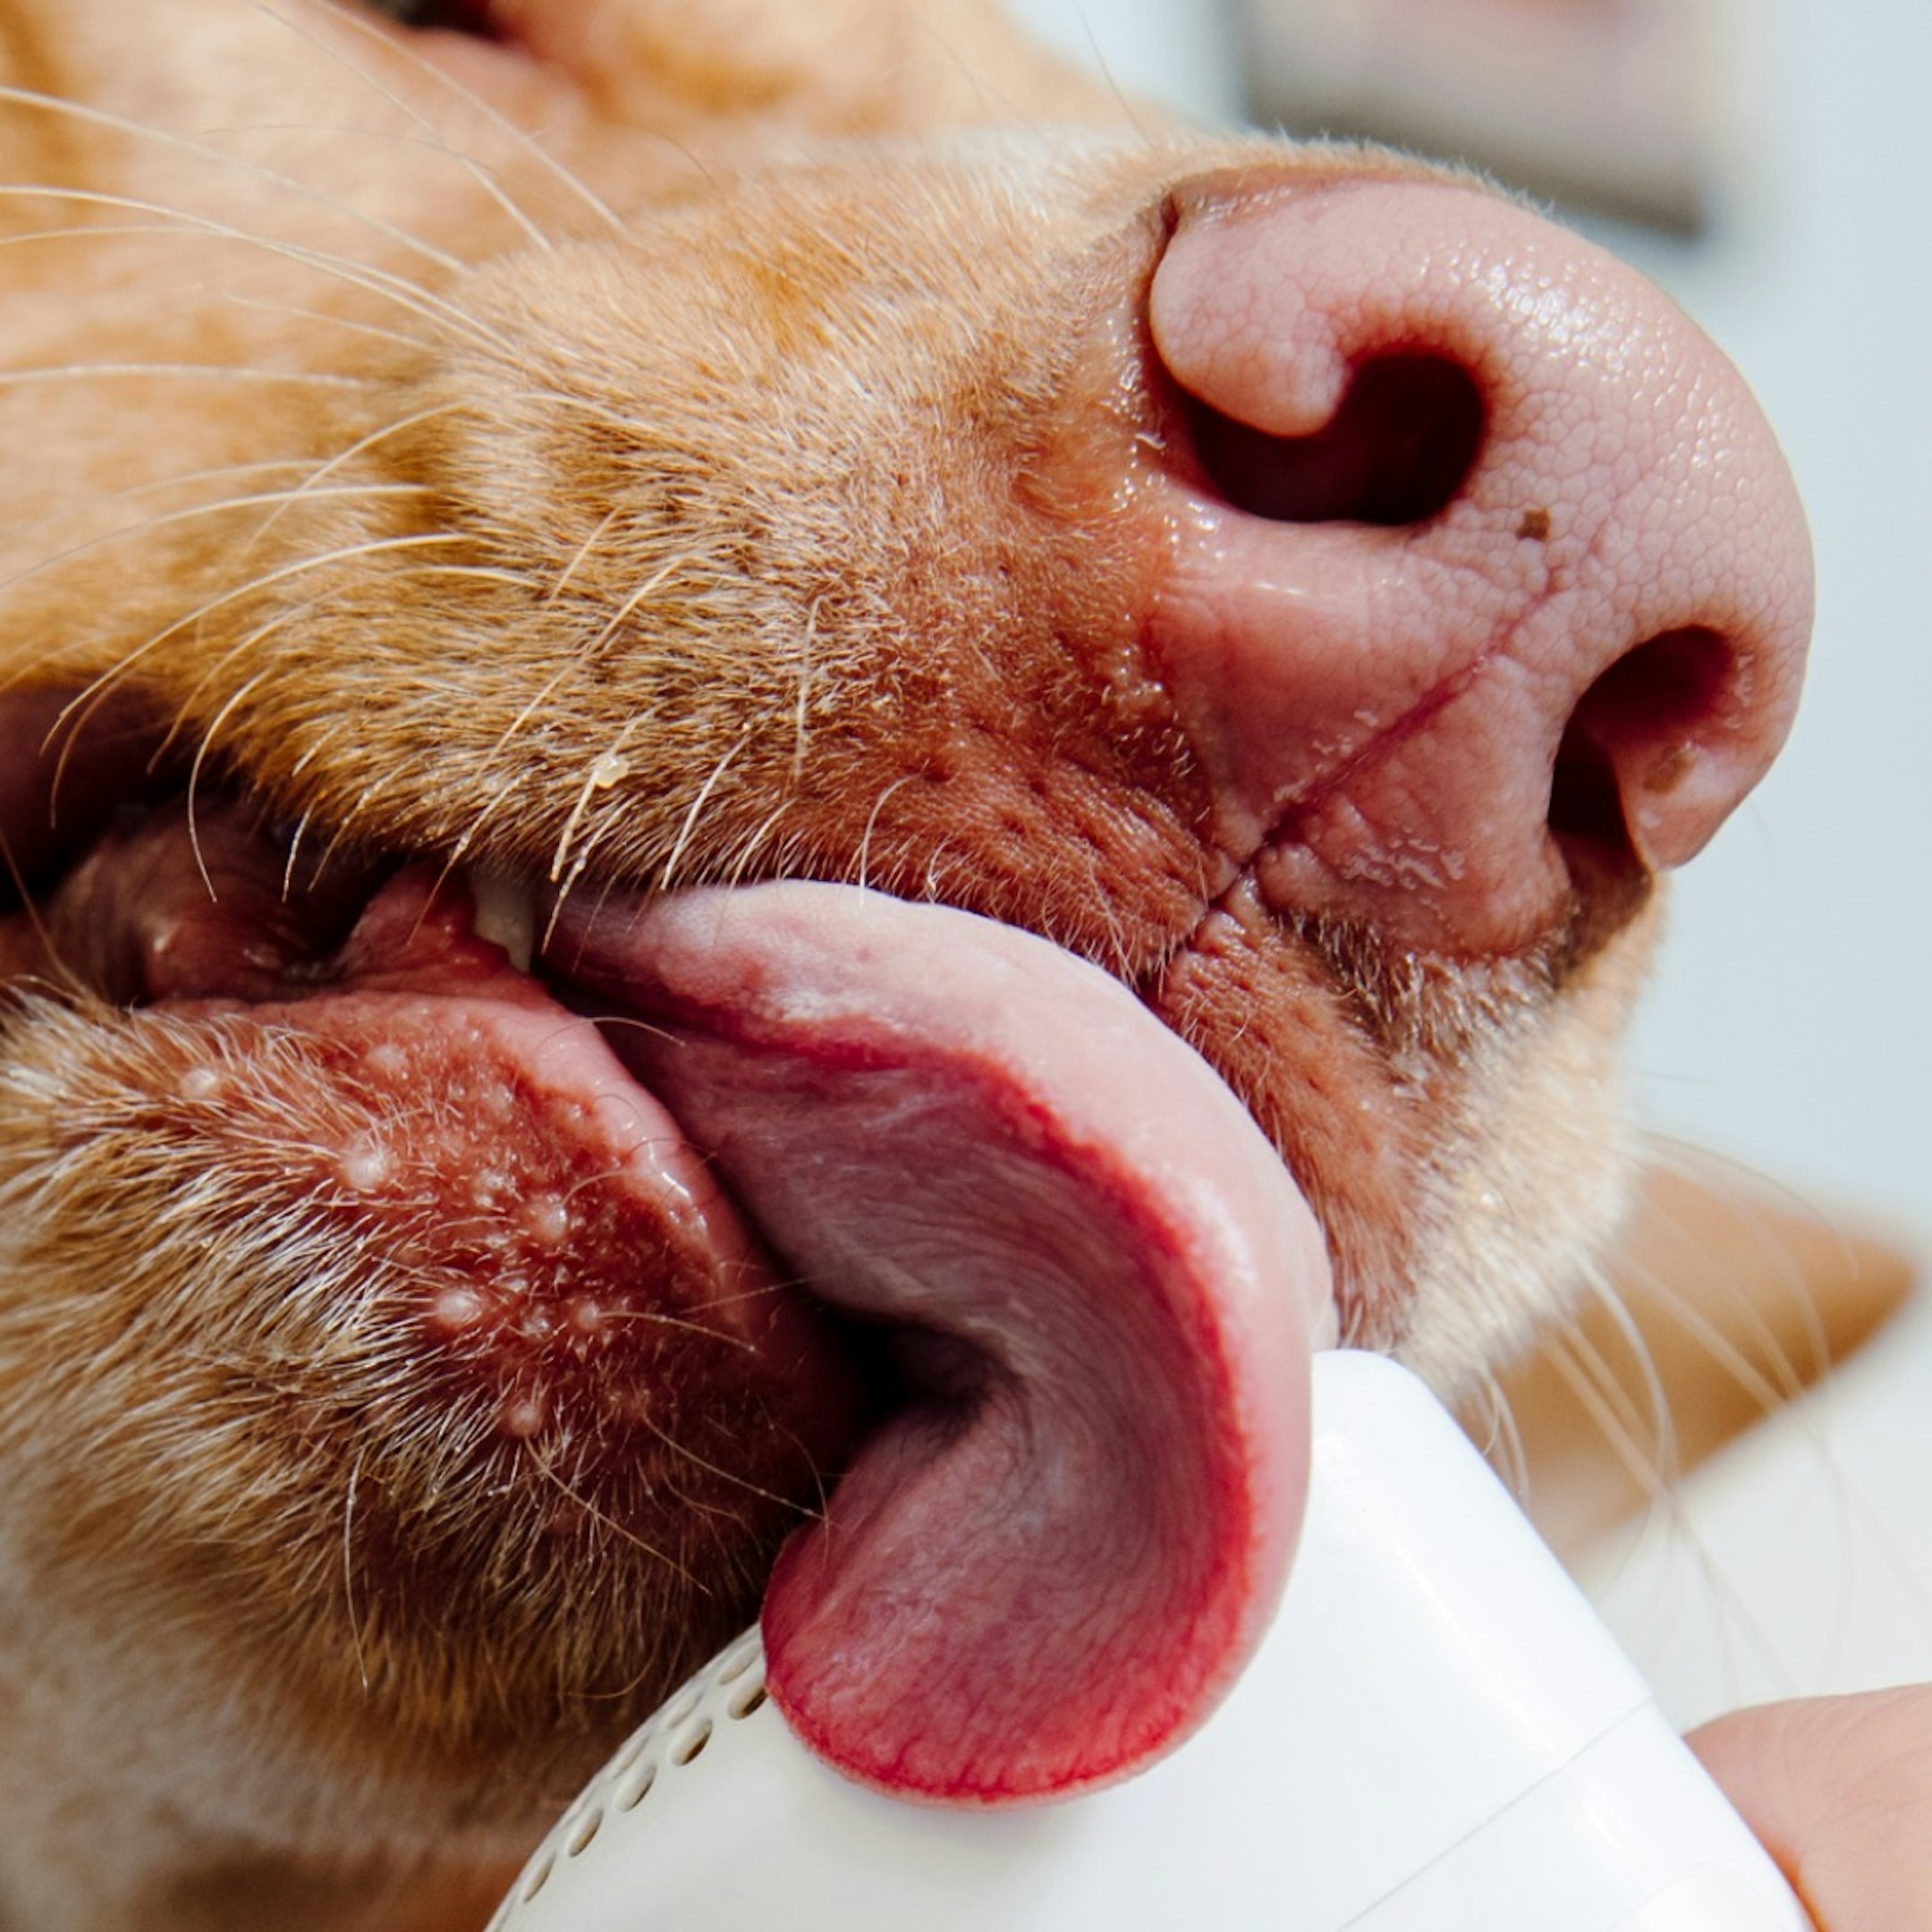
760, 1625, 1256, 1809
759, 1558, 1297, 1809
762, 1689, 1174, 1808
755, 1394, 1309, 1809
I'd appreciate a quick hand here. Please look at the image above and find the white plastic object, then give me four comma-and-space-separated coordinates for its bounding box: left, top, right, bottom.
487, 1350, 1812, 1930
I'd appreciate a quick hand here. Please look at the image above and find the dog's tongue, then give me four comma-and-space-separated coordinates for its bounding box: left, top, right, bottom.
566, 884, 1332, 1806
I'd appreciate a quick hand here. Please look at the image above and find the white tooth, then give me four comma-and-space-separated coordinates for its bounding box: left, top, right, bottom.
469, 869, 538, 974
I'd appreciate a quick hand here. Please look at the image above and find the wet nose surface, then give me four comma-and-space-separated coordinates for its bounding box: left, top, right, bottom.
1145, 176, 1812, 956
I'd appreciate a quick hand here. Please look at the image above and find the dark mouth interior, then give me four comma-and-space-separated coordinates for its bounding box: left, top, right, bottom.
0, 691, 174, 919
0, 692, 398, 1005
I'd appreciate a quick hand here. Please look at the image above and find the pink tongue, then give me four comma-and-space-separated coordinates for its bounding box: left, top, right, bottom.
567, 883, 1332, 1805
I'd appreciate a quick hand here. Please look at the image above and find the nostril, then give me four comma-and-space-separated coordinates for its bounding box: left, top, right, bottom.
1549, 625, 1739, 871
1146, 178, 1809, 954
1174, 353, 1485, 527
1547, 724, 1625, 852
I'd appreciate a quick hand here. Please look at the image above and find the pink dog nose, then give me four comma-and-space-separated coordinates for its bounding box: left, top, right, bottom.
1144, 176, 1811, 955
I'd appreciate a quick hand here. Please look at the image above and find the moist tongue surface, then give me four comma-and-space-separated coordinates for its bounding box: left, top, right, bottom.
561, 883, 1333, 1805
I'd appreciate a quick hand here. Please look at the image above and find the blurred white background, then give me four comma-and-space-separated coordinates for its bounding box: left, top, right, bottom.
1009, 0, 1932, 1725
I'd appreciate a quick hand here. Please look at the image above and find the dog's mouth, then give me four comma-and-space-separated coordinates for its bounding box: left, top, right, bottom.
0, 692, 1330, 1806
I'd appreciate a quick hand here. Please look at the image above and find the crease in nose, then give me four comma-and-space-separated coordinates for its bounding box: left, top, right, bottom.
1143, 176, 1813, 956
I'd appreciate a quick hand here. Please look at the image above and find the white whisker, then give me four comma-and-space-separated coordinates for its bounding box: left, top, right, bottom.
0, 362, 375, 390
856, 775, 915, 892
280, 0, 631, 242
216, 285, 438, 357
227, 92, 552, 258
579, 555, 687, 657
547, 719, 640, 892
727, 801, 795, 886
0, 183, 507, 354
281, 809, 316, 902
546, 508, 621, 604
791, 602, 817, 781
522, 1439, 700, 1585
342, 1446, 371, 1694
48, 530, 473, 748
157, 604, 319, 765
8, 481, 427, 604
397, 561, 534, 589
658, 735, 748, 893
0, 457, 312, 550
245, 399, 467, 552
0, 82, 468, 273
184, 673, 271, 898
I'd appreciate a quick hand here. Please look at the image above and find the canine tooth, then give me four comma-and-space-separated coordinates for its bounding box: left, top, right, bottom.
469, 869, 538, 973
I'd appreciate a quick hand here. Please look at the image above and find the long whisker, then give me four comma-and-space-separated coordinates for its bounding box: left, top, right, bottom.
1640, 1138, 1838, 1394
725, 799, 795, 886
16, 481, 425, 595
578, 555, 687, 657
431, 509, 664, 893
281, 809, 318, 902
856, 775, 916, 892
433, 661, 580, 881
0, 216, 396, 298
342, 1445, 372, 1694
0, 362, 376, 392
156, 604, 325, 775
0, 456, 315, 553
1464, 1368, 1530, 1496
0, 184, 507, 355
397, 561, 536, 589
629, 1402, 821, 1521
283, 0, 631, 242
184, 672, 275, 897
306, 768, 393, 888
237, 7, 554, 256
546, 507, 621, 605
215, 286, 438, 358
0, 450, 445, 621
246, 399, 467, 553
177, 672, 270, 896
522, 1438, 702, 1586
658, 734, 747, 893
540, 754, 647, 953
47, 530, 473, 753
1540, 1320, 1801, 1699
0, 82, 468, 274
1572, 1254, 1680, 1482
547, 719, 640, 890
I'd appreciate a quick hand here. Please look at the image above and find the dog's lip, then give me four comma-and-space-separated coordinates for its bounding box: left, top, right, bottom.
5, 768, 1332, 1803
2, 775, 878, 1555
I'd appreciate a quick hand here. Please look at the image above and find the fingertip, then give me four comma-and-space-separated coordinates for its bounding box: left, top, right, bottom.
1690, 1687, 1932, 1931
